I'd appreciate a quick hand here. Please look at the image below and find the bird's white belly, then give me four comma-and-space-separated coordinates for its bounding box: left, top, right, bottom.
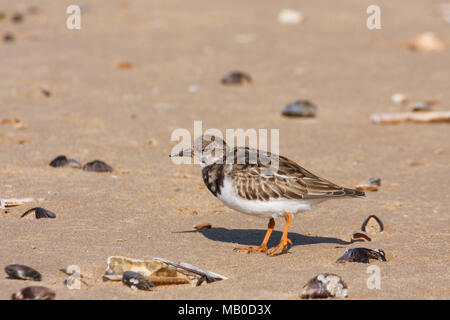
217, 177, 313, 218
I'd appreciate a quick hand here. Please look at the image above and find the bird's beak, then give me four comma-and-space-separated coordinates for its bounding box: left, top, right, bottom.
169, 148, 193, 158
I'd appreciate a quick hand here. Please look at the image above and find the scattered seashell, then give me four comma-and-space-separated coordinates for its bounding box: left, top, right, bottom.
1, 118, 21, 124
361, 215, 384, 233
391, 93, 408, 105
122, 271, 155, 291
367, 177, 381, 186
49, 155, 82, 168
3, 32, 14, 42
221, 71, 252, 85
336, 248, 386, 263
350, 230, 371, 242
117, 61, 133, 69
153, 257, 228, 286
20, 207, 56, 219
104, 256, 189, 281
300, 274, 348, 299
193, 223, 215, 230
411, 102, 431, 112
0, 197, 43, 210
408, 161, 426, 167
282, 100, 317, 117
5, 264, 42, 281
11, 286, 55, 300
355, 184, 378, 192
408, 32, 445, 52
11, 13, 24, 23
278, 9, 304, 25
83, 160, 113, 172
370, 111, 450, 124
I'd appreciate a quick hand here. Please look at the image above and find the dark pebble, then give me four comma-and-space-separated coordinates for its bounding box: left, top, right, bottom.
11, 286, 55, 300
41, 89, 51, 97
367, 177, 381, 186
11, 13, 23, 23
49, 155, 81, 168
336, 248, 386, 263
83, 160, 113, 172
3, 33, 14, 42
282, 100, 317, 117
122, 271, 155, 291
221, 71, 252, 85
21, 207, 56, 219
5, 264, 42, 281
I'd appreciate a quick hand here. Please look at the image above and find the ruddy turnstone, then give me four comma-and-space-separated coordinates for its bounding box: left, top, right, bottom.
170, 135, 365, 256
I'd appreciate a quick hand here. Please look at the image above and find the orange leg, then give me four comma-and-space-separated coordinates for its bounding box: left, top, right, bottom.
266, 212, 292, 256
234, 218, 275, 253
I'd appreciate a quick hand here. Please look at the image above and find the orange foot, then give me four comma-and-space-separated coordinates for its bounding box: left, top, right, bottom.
234, 245, 268, 254
266, 238, 292, 256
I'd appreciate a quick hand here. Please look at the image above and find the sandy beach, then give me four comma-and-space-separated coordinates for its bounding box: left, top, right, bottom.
0, 0, 449, 299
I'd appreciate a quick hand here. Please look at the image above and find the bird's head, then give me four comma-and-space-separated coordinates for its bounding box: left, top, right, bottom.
170, 135, 228, 167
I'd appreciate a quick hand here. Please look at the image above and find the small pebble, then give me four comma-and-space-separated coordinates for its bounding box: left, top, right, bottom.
411, 102, 431, 112
300, 274, 348, 299
83, 160, 113, 172
221, 71, 252, 85
3, 33, 14, 42
117, 61, 133, 70
391, 93, 408, 105
5, 264, 42, 281
21, 207, 56, 219
49, 155, 82, 168
282, 100, 317, 117
336, 248, 386, 263
408, 161, 426, 167
11, 286, 55, 300
367, 177, 381, 186
0, 11, 6, 20
122, 271, 155, 291
408, 32, 445, 52
41, 89, 51, 97
278, 9, 304, 25
11, 13, 24, 23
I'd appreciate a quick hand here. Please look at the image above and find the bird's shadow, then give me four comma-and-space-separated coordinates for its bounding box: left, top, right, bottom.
175, 227, 351, 248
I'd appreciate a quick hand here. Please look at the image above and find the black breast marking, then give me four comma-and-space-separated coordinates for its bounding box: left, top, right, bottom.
201, 164, 225, 197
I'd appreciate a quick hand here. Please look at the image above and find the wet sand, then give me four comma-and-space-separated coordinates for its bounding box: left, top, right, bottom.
0, 0, 449, 299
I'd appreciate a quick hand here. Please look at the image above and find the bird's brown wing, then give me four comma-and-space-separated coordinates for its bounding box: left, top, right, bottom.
227, 147, 364, 201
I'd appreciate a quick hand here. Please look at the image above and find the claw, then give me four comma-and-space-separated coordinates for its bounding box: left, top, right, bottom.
234, 246, 267, 254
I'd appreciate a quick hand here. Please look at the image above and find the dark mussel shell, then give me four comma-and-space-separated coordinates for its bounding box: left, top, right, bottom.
21, 207, 56, 219
5, 264, 42, 281
122, 271, 155, 291
221, 71, 252, 85
49, 155, 81, 168
83, 160, 113, 172
300, 274, 348, 299
282, 100, 317, 117
336, 248, 386, 263
11, 286, 55, 300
